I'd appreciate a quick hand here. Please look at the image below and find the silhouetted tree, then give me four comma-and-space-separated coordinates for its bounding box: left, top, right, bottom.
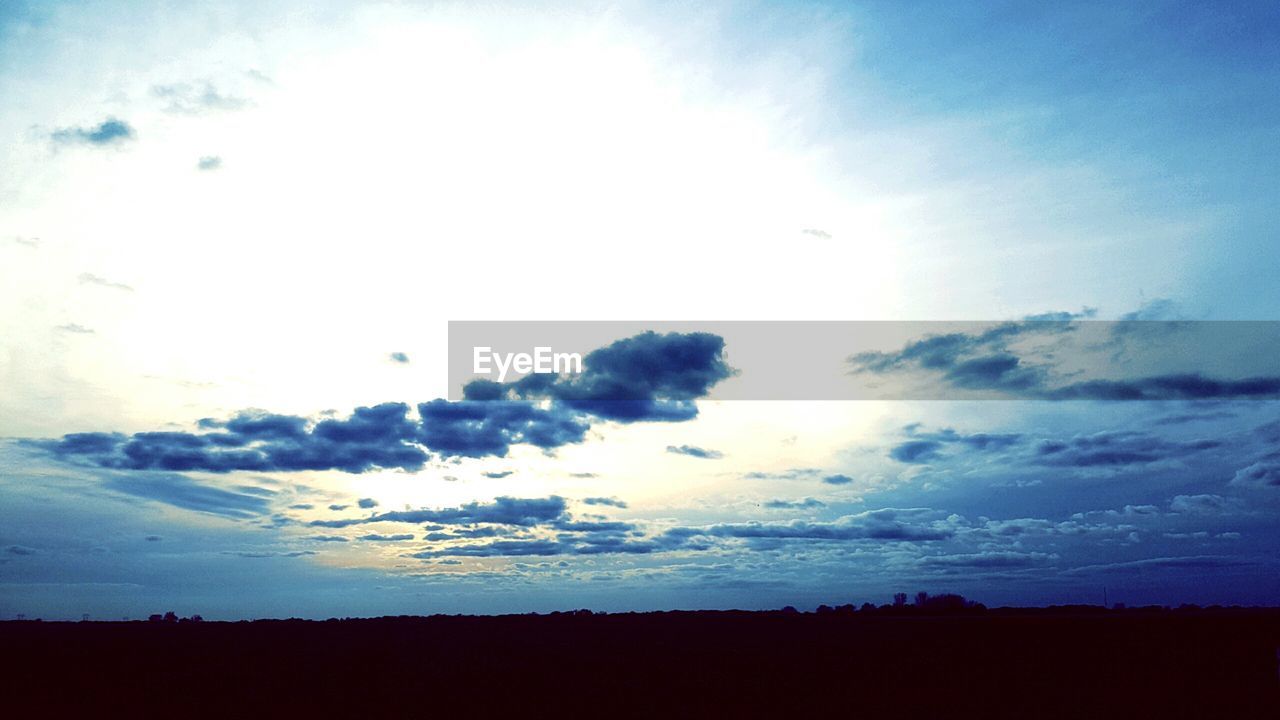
893, 593, 907, 607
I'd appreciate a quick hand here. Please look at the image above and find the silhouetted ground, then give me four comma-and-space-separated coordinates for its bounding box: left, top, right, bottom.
3, 608, 1278, 717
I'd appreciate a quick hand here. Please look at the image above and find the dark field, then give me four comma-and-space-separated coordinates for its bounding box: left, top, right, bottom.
4, 609, 1279, 717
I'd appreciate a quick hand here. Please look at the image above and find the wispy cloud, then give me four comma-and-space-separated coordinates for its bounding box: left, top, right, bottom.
666, 444, 723, 459
78, 273, 133, 292
152, 81, 247, 114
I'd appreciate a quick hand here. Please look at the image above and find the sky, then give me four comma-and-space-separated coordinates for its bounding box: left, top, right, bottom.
1, 0, 1279, 619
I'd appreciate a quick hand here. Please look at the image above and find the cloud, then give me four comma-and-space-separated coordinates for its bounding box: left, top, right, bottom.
34, 332, 733, 470
822, 474, 853, 485
328, 504, 349, 511
467, 331, 732, 423
1229, 459, 1280, 489
310, 496, 567, 529
411, 539, 567, 558
482, 470, 513, 479
357, 498, 379, 509
416, 399, 589, 458
763, 498, 826, 509
1033, 431, 1218, 467
55, 323, 93, 334
889, 440, 945, 464
742, 468, 823, 481
849, 315, 1280, 400
693, 508, 957, 543
1062, 555, 1250, 576
306, 535, 349, 542
918, 551, 1055, 569
7, 545, 35, 556
801, 228, 831, 239
101, 473, 272, 519
357, 533, 415, 542
152, 82, 246, 113
51, 118, 135, 146
10, 236, 39, 248
1169, 494, 1230, 514
196, 155, 222, 171
410, 531, 677, 558
666, 444, 723, 459
582, 497, 627, 508
30, 403, 430, 473
388, 352, 409, 364
888, 425, 1023, 464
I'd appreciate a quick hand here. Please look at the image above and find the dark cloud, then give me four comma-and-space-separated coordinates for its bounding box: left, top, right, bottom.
582, 497, 627, 508
822, 474, 853, 485
357, 534, 415, 542
289, 504, 314, 510
666, 444, 723, 459
1045, 375, 1280, 401
328, 504, 349, 511
411, 532, 674, 558
850, 315, 1280, 400
357, 498, 379, 509
482, 471, 514, 479
388, 352, 409, 364
78, 273, 133, 292
101, 473, 272, 519
1033, 431, 1218, 467
467, 331, 732, 423
227, 550, 316, 559
306, 535, 349, 542
1062, 555, 1250, 575
311, 496, 567, 529
889, 426, 1021, 464
52, 118, 135, 146
7, 545, 35, 556
417, 399, 588, 458
889, 440, 945, 464
30, 403, 429, 473
411, 539, 565, 558
34, 332, 731, 471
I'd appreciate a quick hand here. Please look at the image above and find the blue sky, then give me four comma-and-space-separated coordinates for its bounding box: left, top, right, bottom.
1, 0, 1278, 619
